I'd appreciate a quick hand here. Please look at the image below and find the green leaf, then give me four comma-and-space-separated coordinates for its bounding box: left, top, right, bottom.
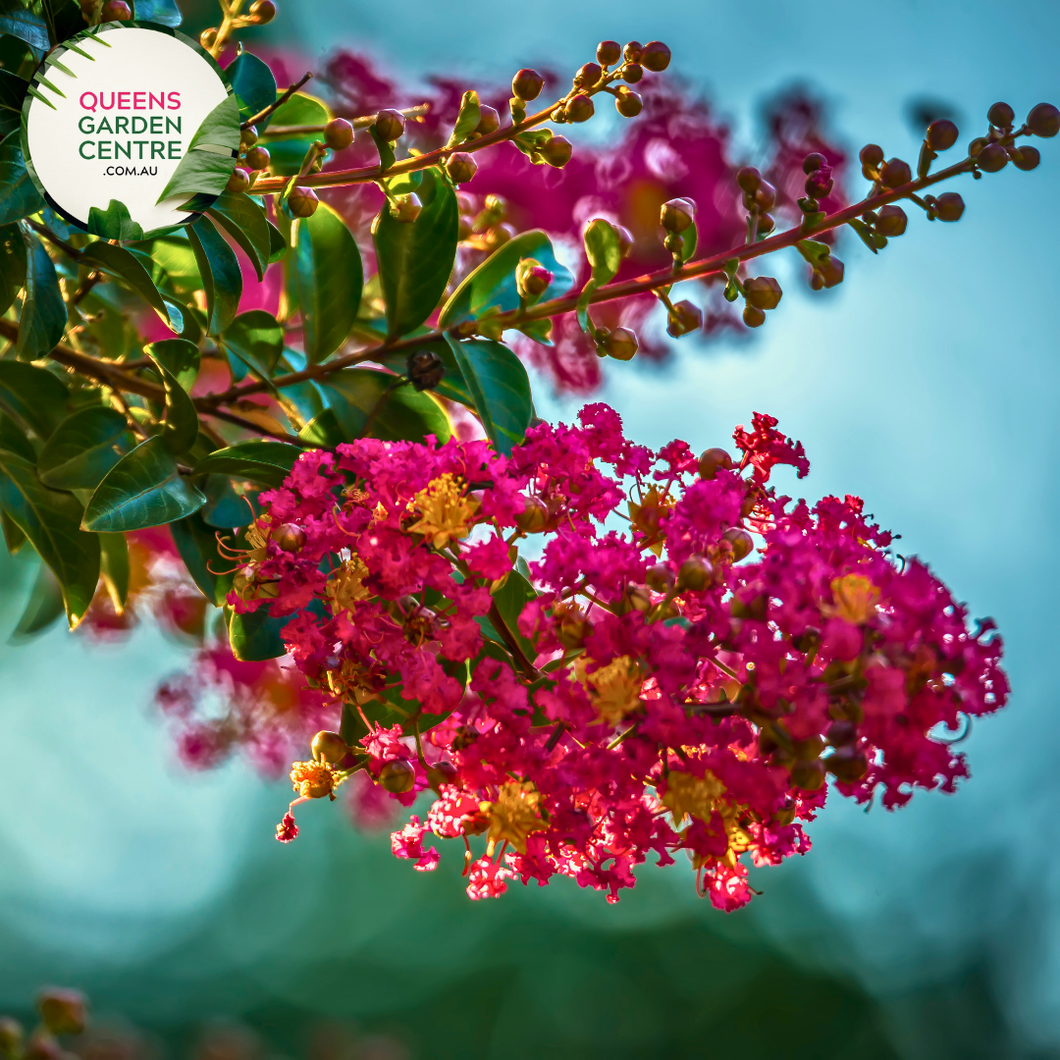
0, 133, 43, 224
171, 511, 232, 605
449, 89, 481, 146
0, 69, 27, 138
144, 337, 200, 391
293, 202, 362, 362
80, 240, 182, 329
0, 11, 47, 60
144, 233, 201, 296
677, 220, 698, 265
0, 222, 26, 316
14, 233, 66, 361
226, 51, 276, 126
192, 439, 302, 487
206, 192, 272, 281
0, 34, 36, 78
0, 361, 70, 439
11, 561, 65, 640
796, 239, 832, 268
369, 123, 395, 172
156, 95, 239, 205
443, 337, 531, 456
98, 531, 129, 611
146, 350, 199, 455
439, 230, 574, 328
87, 199, 144, 242
187, 215, 242, 335
374, 167, 458, 339
321, 368, 452, 443
267, 218, 287, 262
225, 604, 288, 660
0, 447, 100, 626
848, 217, 879, 255
483, 569, 536, 659
201, 473, 255, 528
0, 507, 24, 552
38, 406, 133, 490
263, 92, 332, 176
82, 435, 206, 531
584, 218, 622, 285
219, 309, 283, 379
131, 0, 182, 25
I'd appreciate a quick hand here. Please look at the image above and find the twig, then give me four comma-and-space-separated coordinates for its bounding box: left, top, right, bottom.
242, 72, 313, 130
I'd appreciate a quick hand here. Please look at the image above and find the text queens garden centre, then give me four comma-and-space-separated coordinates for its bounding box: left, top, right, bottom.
78, 90, 184, 170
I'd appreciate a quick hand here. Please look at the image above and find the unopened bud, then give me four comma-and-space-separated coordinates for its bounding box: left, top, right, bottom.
240, 125, 258, 149
744, 276, 782, 311
698, 447, 733, 480
875, 204, 907, 237
37, 991, 87, 1037
516, 496, 548, 533
597, 40, 622, 65
475, 104, 500, 136
1011, 145, 1041, 171
613, 223, 634, 257
199, 27, 218, 48
826, 719, 858, 746
642, 40, 671, 71
446, 152, 478, 184
826, 745, 869, 782
817, 255, 845, 288
598, 326, 638, 360
244, 145, 271, 171
323, 117, 354, 150
622, 63, 644, 84
407, 349, 445, 391
645, 563, 675, 593
615, 88, 643, 118
677, 554, 713, 592
427, 761, 458, 789
249, 0, 276, 22
802, 152, 826, 173
722, 527, 754, 562
926, 119, 959, 151
660, 196, 695, 233
557, 606, 592, 648
933, 191, 965, 222
574, 62, 601, 88
101, 0, 131, 19
977, 142, 1008, 172
619, 583, 652, 614
516, 259, 553, 300
667, 299, 702, 337
1027, 102, 1060, 138
225, 166, 250, 193
286, 185, 319, 218
483, 222, 515, 249
542, 135, 573, 167
662, 232, 683, 254
565, 93, 594, 123
743, 305, 766, 327
879, 157, 911, 187
512, 68, 544, 101
374, 108, 405, 142
274, 522, 306, 551
379, 759, 415, 793
987, 101, 1014, 127
753, 181, 776, 211
804, 166, 833, 199
736, 166, 761, 193
790, 758, 826, 790
757, 212, 776, 234
968, 136, 987, 157
859, 143, 884, 168
623, 40, 643, 62
311, 730, 348, 764
389, 193, 423, 223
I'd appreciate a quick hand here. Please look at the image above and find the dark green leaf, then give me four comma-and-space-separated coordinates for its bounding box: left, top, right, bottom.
225, 604, 288, 660
374, 167, 458, 339
267, 218, 287, 262
226, 51, 275, 125
293, 202, 362, 362
144, 337, 199, 391
261, 92, 332, 176
0, 361, 70, 439
0, 33, 37, 77
87, 199, 144, 242
14, 233, 66, 361
38, 405, 133, 490
156, 95, 240, 205
146, 350, 198, 455
0, 10, 47, 59
11, 561, 64, 640
584, 218, 622, 285
82, 435, 206, 531
0, 414, 35, 462
0, 507, 24, 552
130, 0, 182, 25
298, 406, 345, 447
188, 215, 242, 334
322, 368, 452, 442
0, 222, 26, 315
439, 229, 574, 328
0, 447, 99, 625
220, 309, 283, 379
368, 122, 395, 172
206, 191, 272, 281
192, 439, 302, 487
80, 240, 182, 329
171, 511, 233, 605
443, 337, 531, 456
848, 217, 879, 254
0, 133, 43, 224
0, 68, 26, 138
201, 473, 256, 528
98, 531, 128, 611
481, 569, 536, 659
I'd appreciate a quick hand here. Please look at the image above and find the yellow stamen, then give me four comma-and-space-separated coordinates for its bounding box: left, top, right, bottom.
406, 473, 477, 549
480, 780, 547, 854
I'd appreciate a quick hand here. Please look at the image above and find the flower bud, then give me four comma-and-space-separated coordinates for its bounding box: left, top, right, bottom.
660, 196, 695, 233
597, 40, 622, 65
722, 527, 754, 562
542, 135, 573, 167
389, 193, 422, 223
977, 142, 1008, 172
565, 93, 594, 123
744, 276, 782, 311
379, 759, 415, 793
931, 192, 964, 222
574, 62, 601, 88
274, 522, 306, 552
244, 145, 271, 171
642, 41, 671, 71
826, 719, 858, 746
407, 349, 445, 391
446, 152, 477, 184
736, 166, 761, 193
475, 104, 500, 135
662, 232, 683, 254
516, 258, 553, 300
1011, 144, 1041, 171
323, 117, 354, 150
0, 1019, 22, 1057
645, 563, 675, 592
802, 152, 826, 173
667, 299, 702, 337
622, 63, 643, 84
512, 68, 544, 101
968, 136, 987, 157
753, 181, 776, 211
875, 204, 907, 237
240, 125, 258, 149
311, 730, 349, 764
598, 326, 638, 360
427, 761, 458, 789
817, 255, 845, 288
677, 554, 713, 591
372, 109, 404, 143
756, 212, 775, 234
37, 991, 87, 1037
613, 223, 634, 258
879, 157, 911, 187
790, 759, 826, 790
826, 745, 869, 782
698, 447, 733, 480
483, 222, 516, 248
199, 27, 218, 48
804, 166, 833, 199
286, 185, 318, 218
615, 88, 643, 118
101, 0, 131, 19
623, 41, 643, 61
743, 305, 766, 328
556, 604, 592, 648
516, 496, 548, 533
859, 143, 884, 168
249, 0, 276, 22
1027, 102, 1060, 138
926, 118, 959, 151
987, 101, 1014, 127
618, 583, 652, 614
225, 166, 250, 194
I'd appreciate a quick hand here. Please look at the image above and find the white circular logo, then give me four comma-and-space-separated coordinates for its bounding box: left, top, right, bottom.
22, 22, 240, 240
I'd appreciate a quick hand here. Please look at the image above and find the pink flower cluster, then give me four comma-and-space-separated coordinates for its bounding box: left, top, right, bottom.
238, 406, 1006, 908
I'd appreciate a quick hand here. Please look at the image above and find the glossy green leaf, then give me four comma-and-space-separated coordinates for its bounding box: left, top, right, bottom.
206, 192, 272, 281
374, 167, 458, 339
146, 350, 198, 455
0, 361, 70, 439
11, 561, 64, 640
482, 568, 536, 659
369, 122, 396, 172
0, 222, 26, 315
444, 337, 532, 456
0, 414, 35, 463
0, 133, 43, 224
449, 89, 481, 145
83, 435, 206, 532
0, 34, 36, 78
227, 51, 276, 125
131, 0, 182, 25
0, 11, 48, 58
192, 439, 302, 487
264, 92, 332, 176
439, 229, 574, 328
267, 218, 287, 262
188, 215, 242, 335
677, 220, 698, 264
584, 218, 622, 285
38, 406, 133, 490
201, 473, 256, 528
98, 531, 129, 611
157, 95, 239, 205
220, 310, 283, 379
292, 202, 362, 362
15, 233, 66, 361
145, 234, 201, 296
0, 507, 23, 552
80, 240, 182, 329
87, 199, 144, 242
0, 447, 100, 626
171, 511, 233, 605
0, 69, 26, 138
144, 337, 200, 391
226, 604, 288, 660
321, 368, 452, 443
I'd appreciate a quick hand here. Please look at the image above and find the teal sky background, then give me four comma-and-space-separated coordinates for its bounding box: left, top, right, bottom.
1, 1, 1058, 1055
